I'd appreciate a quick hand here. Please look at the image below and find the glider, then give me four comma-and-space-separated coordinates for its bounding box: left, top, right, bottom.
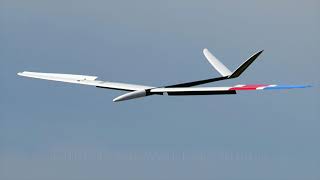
18, 49, 310, 102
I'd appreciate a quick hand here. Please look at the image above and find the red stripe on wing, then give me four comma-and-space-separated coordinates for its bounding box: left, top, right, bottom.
229, 84, 269, 90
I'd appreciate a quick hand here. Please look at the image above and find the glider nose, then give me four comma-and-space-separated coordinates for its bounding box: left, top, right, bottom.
113, 90, 147, 102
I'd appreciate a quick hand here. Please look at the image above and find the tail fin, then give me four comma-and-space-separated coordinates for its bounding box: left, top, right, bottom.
165, 49, 264, 88
203, 48, 263, 79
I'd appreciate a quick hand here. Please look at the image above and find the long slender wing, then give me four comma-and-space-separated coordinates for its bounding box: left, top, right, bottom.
151, 84, 310, 95
110, 84, 310, 102
18, 71, 154, 91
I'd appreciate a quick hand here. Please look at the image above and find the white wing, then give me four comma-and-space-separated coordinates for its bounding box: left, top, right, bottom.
18, 71, 154, 91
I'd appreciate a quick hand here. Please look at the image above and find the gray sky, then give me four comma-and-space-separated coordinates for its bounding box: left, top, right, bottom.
1, 0, 319, 179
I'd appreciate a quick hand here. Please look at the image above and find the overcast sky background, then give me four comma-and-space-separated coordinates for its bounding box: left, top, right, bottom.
1, 0, 319, 179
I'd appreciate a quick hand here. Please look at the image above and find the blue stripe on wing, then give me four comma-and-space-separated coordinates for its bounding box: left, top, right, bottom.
264, 85, 311, 90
